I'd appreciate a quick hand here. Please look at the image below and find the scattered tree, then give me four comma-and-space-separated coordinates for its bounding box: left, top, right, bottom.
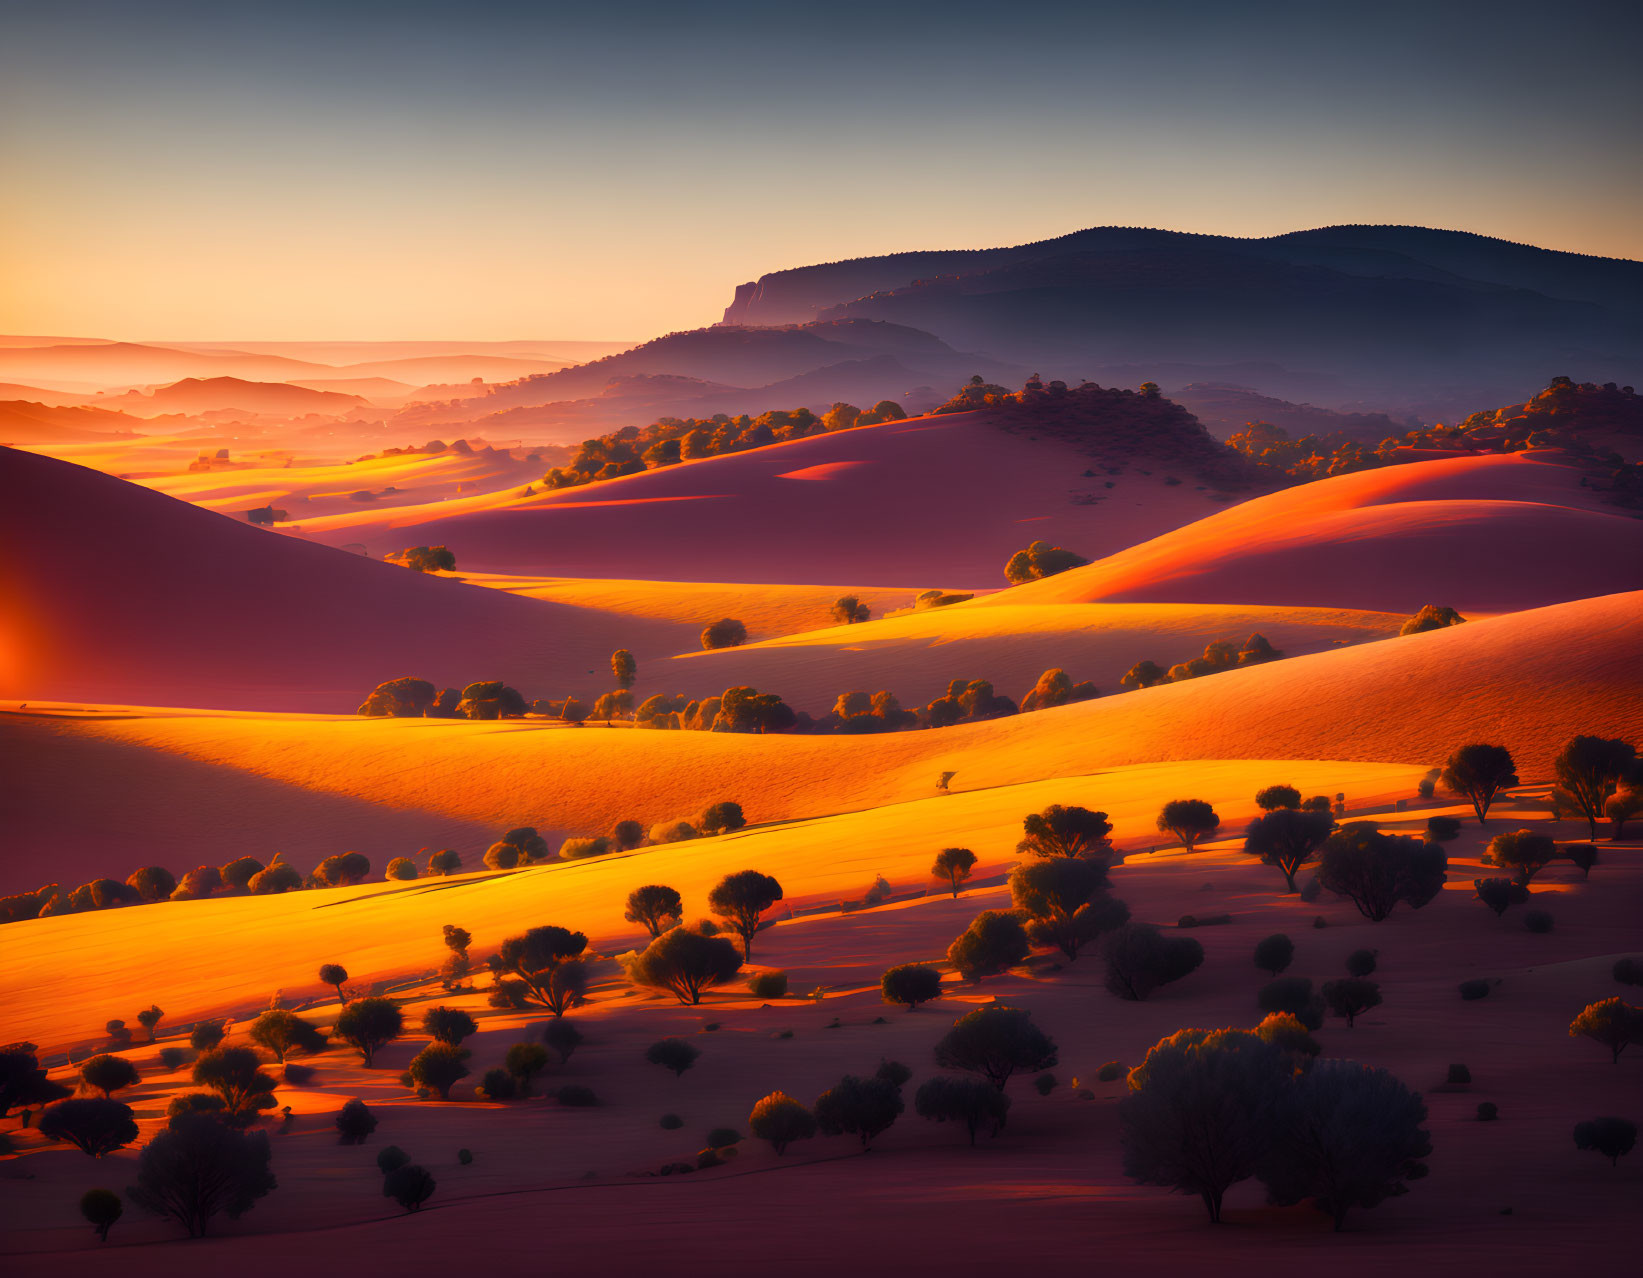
1487, 829, 1557, 884
1346, 948, 1378, 978
625, 884, 683, 937
1568, 998, 1643, 1063
1243, 807, 1335, 891
388, 545, 456, 573
318, 964, 349, 1002
334, 1097, 377, 1144
645, 1038, 700, 1077
947, 909, 1031, 981
247, 1009, 326, 1063
406, 1043, 470, 1099
1102, 924, 1205, 1001
933, 1005, 1057, 1091
1254, 934, 1295, 976
914, 1075, 1010, 1145
189, 1020, 226, 1053
699, 801, 747, 835
422, 1007, 478, 1046
814, 1073, 903, 1148
1400, 604, 1464, 636
385, 857, 418, 881
126, 866, 177, 902
497, 926, 590, 1015
1158, 799, 1220, 850
1259, 977, 1326, 1030
383, 1163, 436, 1212
1018, 805, 1113, 861
1573, 1117, 1637, 1166
831, 595, 871, 625
334, 998, 403, 1067
611, 648, 637, 689
1256, 785, 1302, 811
1564, 843, 1599, 878
192, 1047, 278, 1123
748, 1091, 816, 1154
881, 963, 943, 1010
1553, 736, 1637, 839
932, 847, 977, 897
504, 1043, 550, 1095
1315, 823, 1447, 921
625, 927, 743, 1004
1322, 978, 1382, 1028
80, 1188, 122, 1243
427, 849, 463, 876
1474, 877, 1529, 916
38, 1099, 138, 1157
80, 1054, 139, 1099
1440, 744, 1518, 823
0, 1043, 71, 1117
707, 871, 783, 960
376, 1146, 410, 1174
1004, 540, 1090, 584
129, 1113, 276, 1237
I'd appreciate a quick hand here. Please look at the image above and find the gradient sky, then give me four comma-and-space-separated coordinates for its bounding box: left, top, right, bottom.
2, 0, 1639, 342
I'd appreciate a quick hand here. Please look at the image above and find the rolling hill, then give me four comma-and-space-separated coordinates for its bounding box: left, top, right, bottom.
101, 376, 370, 417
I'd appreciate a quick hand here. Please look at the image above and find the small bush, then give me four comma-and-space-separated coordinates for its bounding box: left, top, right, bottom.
1524, 909, 1553, 933
881, 963, 943, 1009
1102, 924, 1204, 1001
1312, 915, 1327, 928
1253, 933, 1295, 976
376, 1145, 410, 1174
1459, 979, 1491, 1001
948, 910, 1031, 981
80, 1187, 122, 1243
1615, 957, 1643, 986
479, 1068, 516, 1101
706, 1127, 740, 1148
748, 1091, 816, 1153
1177, 913, 1231, 928
1258, 977, 1325, 1030
383, 1164, 435, 1212
335, 1097, 377, 1144
748, 971, 789, 999
158, 1047, 190, 1071
645, 1038, 701, 1077
1346, 948, 1378, 977
1299, 878, 1321, 903
659, 1113, 683, 1130
1446, 1064, 1471, 1085
1425, 815, 1462, 842
1096, 1060, 1125, 1083
701, 618, 748, 650
458, 1148, 473, 1166
1033, 1073, 1057, 1096
1477, 1102, 1498, 1122
543, 1019, 583, 1065
556, 1085, 598, 1107
1573, 1116, 1637, 1165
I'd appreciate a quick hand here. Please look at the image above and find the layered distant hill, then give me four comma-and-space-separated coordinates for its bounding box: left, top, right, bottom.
719, 226, 1643, 407
102, 376, 370, 417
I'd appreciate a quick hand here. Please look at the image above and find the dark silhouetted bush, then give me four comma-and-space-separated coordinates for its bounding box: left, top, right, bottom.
1119, 1027, 1292, 1223
383, 1163, 436, 1212
625, 884, 683, 937
1563, 843, 1599, 878
815, 1073, 903, 1148
1258, 1059, 1430, 1231
188, 1020, 226, 1053
504, 1043, 549, 1095
1446, 1064, 1471, 1085
335, 1097, 377, 1144
699, 801, 747, 835
248, 861, 302, 895
701, 618, 748, 650
318, 964, 349, 1001
1322, 977, 1382, 1027
376, 1145, 410, 1173
130, 1112, 275, 1236
933, 1005, 1057, 1091
1253, 933, 1295, 976
556, 1085, 597, 1107
1102, 924, 1204, 1001
948, 909, 1031, 981
193, 1047, 278, 1123
748, 970, 788, 999
1573, 1116, 1637, 1165
158, 1047, 190, 1072
707, 871, 783, 960
1316, 823, 1447, 921
626, 927, 744, 1004
478, 1067, 516, 1101
1426, 816, 1462, 842
1569, 997, 1643, 1063
1004, 539, 1090, 584
1256, 1012, 1321, 1060
914, 1075, 1010, 1145
932, 846, 977, 897
659, 1113, 683, 1130
1259, 977, 1326, 1030
1033, 1073, 1057, 1095
1459, 979, 1491, 1001
427, 849, 463, 876
748, 1091, 815, 1153
81, 1187, 122, 1242
80, 1054, 139, 1099
39, 1099, 137, 1156
646, 1038, 700, 1077
1157, 799, 1220, 850
1400, 604, 1464, 636
543, 1019, 583, 1065
1524, 909, 1553, 933
334, 998, 403, 1067
0, 1043, 70, 1116
1614, 957, 1643, 986
1553, 735, 1637, 839
165, 1093, 225, 1123
1477, 1102, 1498, 1121
881, 963, 943, 1010
1474, 877, 1529, 916
1487, 829, 1557, 885
1346, 948, 1378, 978
126, 866, 177, 902
422, 1007, 478, 1046
1244, 807, 1335, 892
1256, 784, 1302, 811
385, 857, 418, 881
407, 1043, 469, 1099
1096, 1060, 1126, 1083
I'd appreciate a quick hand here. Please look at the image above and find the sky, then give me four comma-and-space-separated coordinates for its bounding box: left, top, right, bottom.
1, 0, 1639, 342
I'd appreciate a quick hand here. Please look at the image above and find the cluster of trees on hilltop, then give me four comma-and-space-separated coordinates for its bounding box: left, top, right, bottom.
539, 400, 906, 491
933, 375, 1259, 491
1229, 377, 1643, 506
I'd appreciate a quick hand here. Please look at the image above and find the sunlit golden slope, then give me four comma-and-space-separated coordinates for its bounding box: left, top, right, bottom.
0, 757, 1424, 1051
990, 452, 1643, 614
7, 589, 1636, 892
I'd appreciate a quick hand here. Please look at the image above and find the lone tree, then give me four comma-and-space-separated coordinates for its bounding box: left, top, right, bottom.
947, 909, 1031, 981
128, 1113, 276, 1237
932, 1005, 1057, 1091
1487, 829, 1557, 884
625, 927, 744, 1004
707, 871, 783, 960
814, 1073, 904, 1148
1315, 823, 1447, 921
334, 997, 404, 1066
1258, 1059, 1430, 1231
932, 847, 977, 898
505, 1043, 551, 1094
1440, 744, 1518, 823
699, 801, 747, 835
1573, 1117, 1637, 1166
914, 1076, 1011, 1145
1474, 877, 1529, 916
748, 1091, 816, 1154
1158, 800, 1221, 851
1102, 924, 1204, 1001
645, 1038, 701, 1077
248, 1009, 327, 1062
1569, 998, 1643, 1063
38, 1099, 138, 1157
80, 1054, 140, 1099
334, 1097, 377, 1144
611, 648, 637, 689
1256, 784, 1302, 811
80, 1188, 122, 1243
318, 964, 349, 1002
192, 1047, 279, 1124
383, 1164, 436, 1213
701, 618, 748, 650
881, 963, 943, 1010
1243, 808, 1335, 892
625, 885, 683, 937
1321, 978, 1382, 1028
1553, 736, 1637, 839
422, 1006, 478, 1046
407, 1043, 470, 1099
497, 925, 590, 1015
1253, 934, 1295, 976
1119, 1028, 1291, 1224
1018, 805, 1113, 861
830, 595, 871, 625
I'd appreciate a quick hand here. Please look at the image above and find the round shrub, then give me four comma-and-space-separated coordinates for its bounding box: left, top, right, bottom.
1459, 979, 1491, 1000
748, 970, 789, 999
480, 1068, 516, 1101
1477, 1102, 1499, 1122
376, 1145, 410, 1174
1095, 1060, 1125, 1083
556, 1085, 597, 1107
1298, 877, 1322, 903
458, 1148, 473, 1165
1033, 1073, 1057, 1096
659, 1113, 684, 1130
1615, 957, 1643, 986
1253, 933, 1294, 976
1524, 909, 1553, 933
705, 1127, 740, 1149
1446, 1064, 1471, 1085
1345, 948, 1378, 977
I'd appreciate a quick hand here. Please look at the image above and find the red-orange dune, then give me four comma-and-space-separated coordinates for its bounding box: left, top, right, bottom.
991, 452, 1643, 614
285, 411, 1229, 583
5, 590, 1636, 889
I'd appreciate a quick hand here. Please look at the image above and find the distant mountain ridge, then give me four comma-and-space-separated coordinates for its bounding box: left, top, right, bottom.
719, 225, 1643, 406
